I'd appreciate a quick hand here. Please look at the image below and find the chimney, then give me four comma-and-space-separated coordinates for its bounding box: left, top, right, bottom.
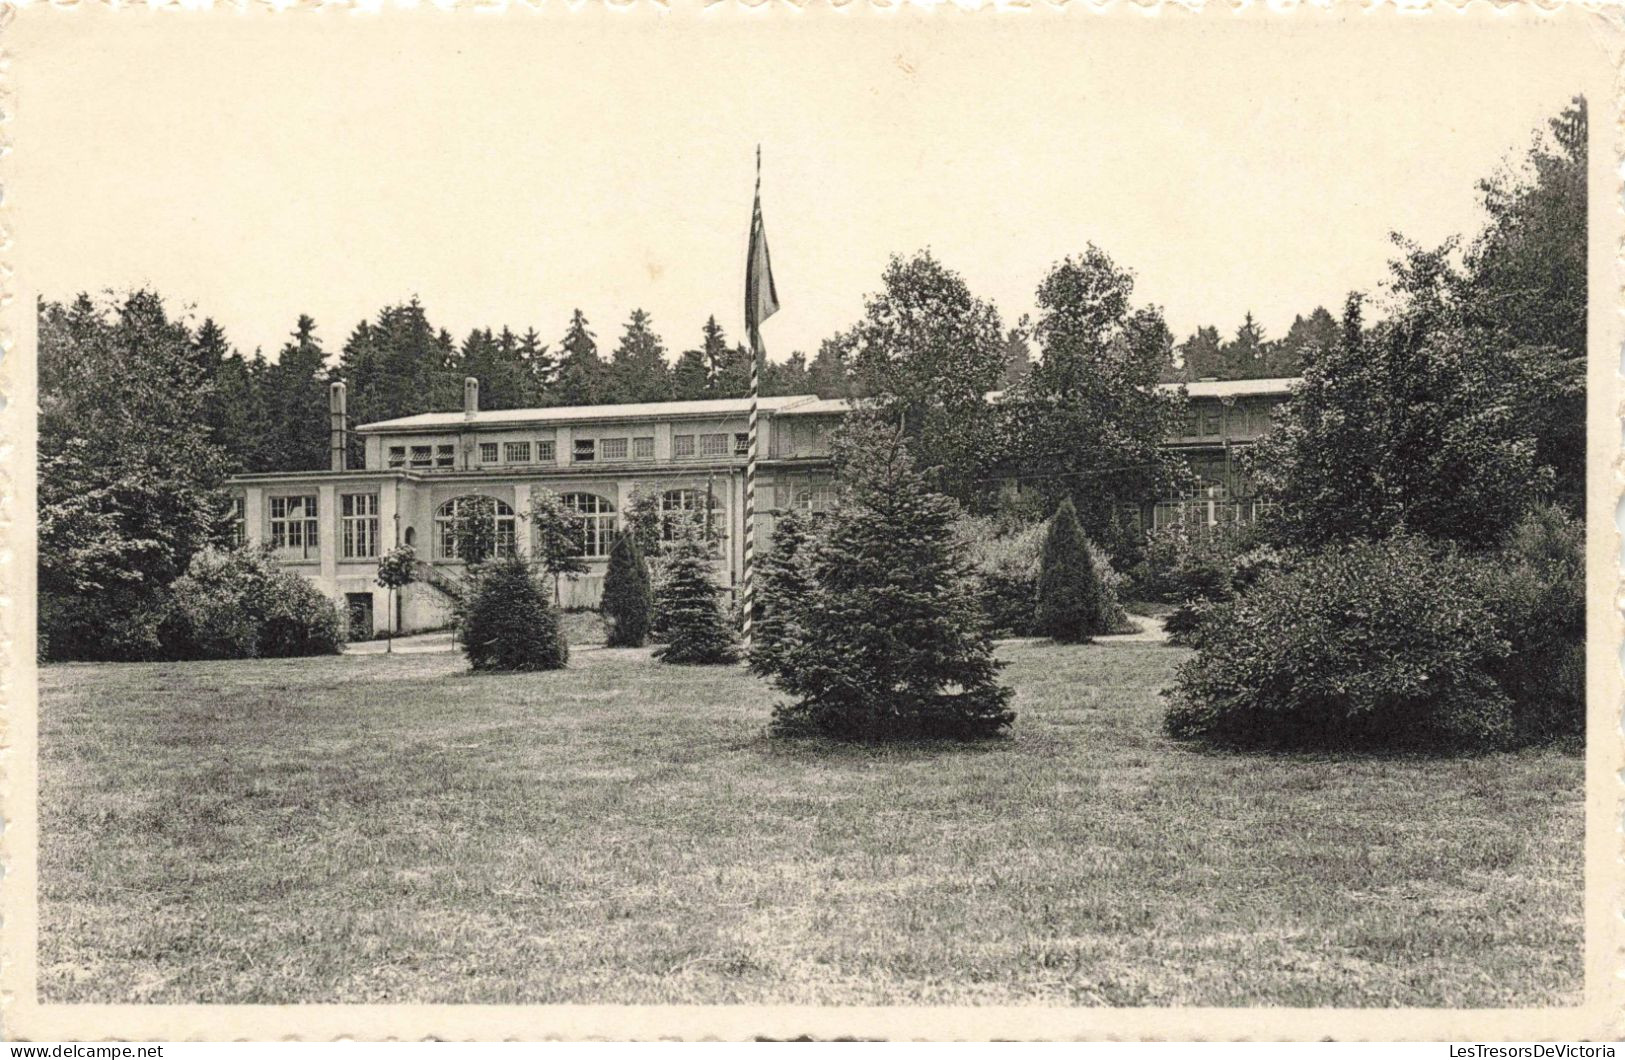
464, 376, 480, 418
329, 381, 348, 472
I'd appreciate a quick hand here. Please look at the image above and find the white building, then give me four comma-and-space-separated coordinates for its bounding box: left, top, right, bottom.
228, 380, 843, 635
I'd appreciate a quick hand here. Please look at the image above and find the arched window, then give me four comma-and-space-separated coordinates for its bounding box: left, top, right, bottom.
434, 496, 516, 561
560, 492, 617, 558
794, 484, 838, 517
660, 488, 723, 543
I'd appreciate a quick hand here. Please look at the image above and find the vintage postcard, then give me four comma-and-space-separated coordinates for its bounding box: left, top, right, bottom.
2, 0, 1621, 1042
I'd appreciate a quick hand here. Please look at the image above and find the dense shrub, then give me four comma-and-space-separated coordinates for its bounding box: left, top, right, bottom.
1138, 521, 1259, 603
1036, 497, 1109, 643
461, 555, 568, 672
602, 529, 653, 648
652, 531, 739, 665
763, 419, 1013, 740
1473, 505, 1585, 743
160, 547, 345, 660
1165, 536, 1512, 750
957, 515, 1126, 637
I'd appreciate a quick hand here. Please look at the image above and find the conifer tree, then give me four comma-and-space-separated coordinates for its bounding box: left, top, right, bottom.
1035, 496, 1106, 643
554, 308, 607, 406
761, 416, 1014, 739
671, 346, 712, 400
602, 529, 653, 648
652, 529, 739, 665
608, 308, 673, 403
746, 509, 816, 680
461, 554, 568, 672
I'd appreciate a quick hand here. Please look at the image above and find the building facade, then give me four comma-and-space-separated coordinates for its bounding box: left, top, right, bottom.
228, 377, 1295, 635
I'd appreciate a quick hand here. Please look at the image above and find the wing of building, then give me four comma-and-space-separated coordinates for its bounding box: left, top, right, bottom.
228, 376, 1298, 636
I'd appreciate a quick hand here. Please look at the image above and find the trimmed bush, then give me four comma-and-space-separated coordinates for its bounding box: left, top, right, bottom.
161, 547, 344, 660
762, 419, 1013, 740
461, 554, 568, 672
602, 529, 653, 648
958, 515, 1127, 637
1165, 536, 1512, 750
652, 531, 739, 665
1036, 497, 1108, 643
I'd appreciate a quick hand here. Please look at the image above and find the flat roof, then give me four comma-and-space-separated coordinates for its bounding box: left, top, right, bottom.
356, 394, 820, 433
1164, 377, 1299, 399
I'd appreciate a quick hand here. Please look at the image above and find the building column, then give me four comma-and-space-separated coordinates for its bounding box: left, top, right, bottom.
318, 483, 338, 590
243, 488, 265, 546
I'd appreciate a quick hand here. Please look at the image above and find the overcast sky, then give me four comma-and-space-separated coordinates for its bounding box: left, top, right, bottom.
14, 6, 1589, 364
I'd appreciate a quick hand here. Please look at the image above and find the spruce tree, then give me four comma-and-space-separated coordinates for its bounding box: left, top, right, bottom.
461, 554, 568, 672
652, 530, 739, 665
746, 510, 816, 680
762, 416, 1013, 739
1035, 496, 1106, 643
602, 529, 653, 648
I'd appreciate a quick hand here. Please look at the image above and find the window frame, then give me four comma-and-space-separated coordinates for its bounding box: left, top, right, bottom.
673, 434, 696, 458
573, 438, 596, 463
560, 492, 617, 558
504, 440, 533, 464
433, 495, 518, 562
479, 442, 500, 464
268, 494, 319, 559
633, 437, 655, 461
341, 492, 380, 560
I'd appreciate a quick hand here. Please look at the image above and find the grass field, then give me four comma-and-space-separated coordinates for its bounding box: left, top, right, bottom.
39, 640, 1583, 1006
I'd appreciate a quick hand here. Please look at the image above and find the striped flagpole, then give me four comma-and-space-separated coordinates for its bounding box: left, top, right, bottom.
742, 145, 779, 651
743, 329, 761, 648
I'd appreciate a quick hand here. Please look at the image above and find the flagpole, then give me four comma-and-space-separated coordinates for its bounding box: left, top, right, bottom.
742, 147, 763, 651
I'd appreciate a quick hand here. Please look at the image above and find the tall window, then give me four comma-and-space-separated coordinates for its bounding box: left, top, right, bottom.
560, 493, 616, 558
601, 438, 628, 461
479, 442, 499, 464
436, 444, 455, 468
734, 432, 749, 456
537, 439, 557, 462
434, 496, 517, 561
504, 441, 532, 464
341, 494, 379, 559
633, 437, 655, 460
229, 496, 246, 545
673, 435, 696, 458
660, 488, 722, 542
269, 495, 319, 558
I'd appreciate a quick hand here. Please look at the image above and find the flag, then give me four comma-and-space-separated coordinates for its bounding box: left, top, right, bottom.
745, 179, 779, 338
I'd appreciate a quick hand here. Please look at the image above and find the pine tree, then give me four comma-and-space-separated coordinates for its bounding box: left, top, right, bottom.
652, 529, 739, 665
518, 328, 556, 400
554, 308, 607, 406
461, 554, 568, 672
746, 509, 816, 680
607, 308, 672, 403
671, 346, 712, 400
602, 529, 653, 648
762, 351, 811, 396
254, 315, 331, 471
762, 416, 1013, 739
1035, 497, 1106, 643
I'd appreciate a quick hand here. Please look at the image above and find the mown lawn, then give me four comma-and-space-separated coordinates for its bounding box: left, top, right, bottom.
39, 640, 1582, 1006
